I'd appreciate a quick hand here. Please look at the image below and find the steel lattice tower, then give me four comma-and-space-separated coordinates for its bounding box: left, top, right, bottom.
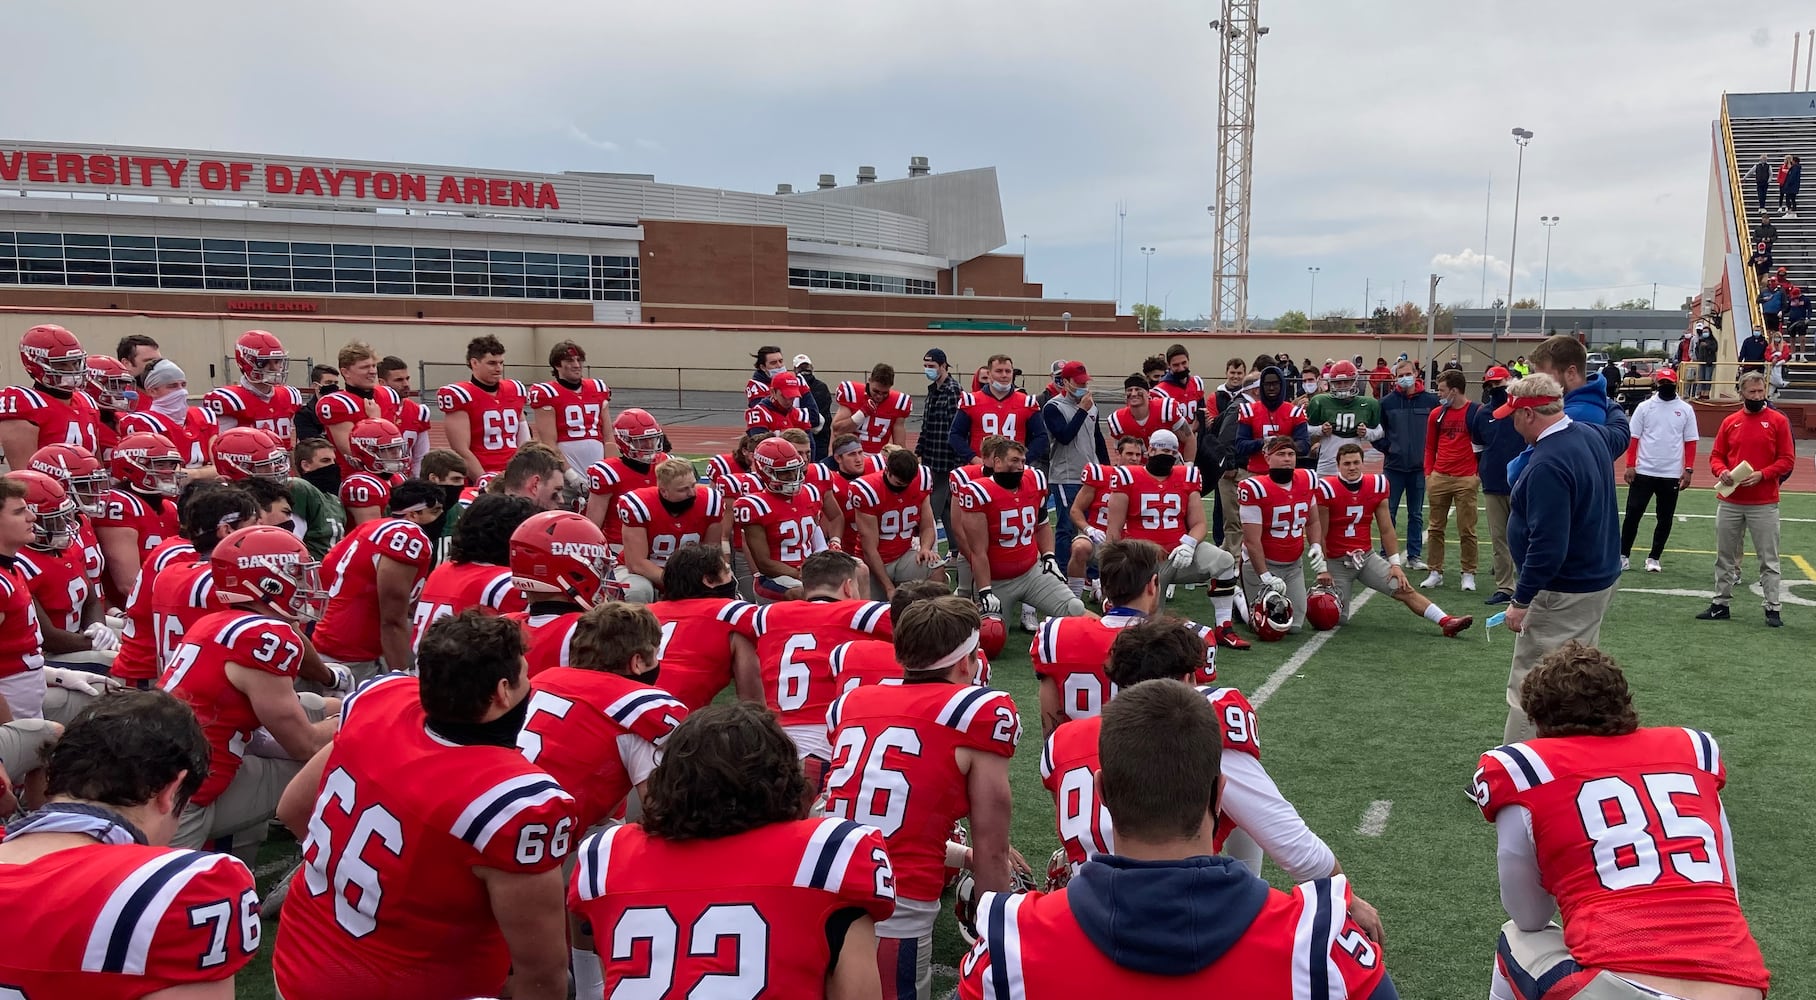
1210, 2, 1265, 333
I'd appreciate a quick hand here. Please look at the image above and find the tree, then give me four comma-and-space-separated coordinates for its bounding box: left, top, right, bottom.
1132, 302, 1161, 331
1511, 297, 1539, 309
1391, 301, 1426, 334
1276, 309, 1310, 332
1368, 306, 1393, 336
1431, 304, 1455, 337
1614, 297, 1650, 310
1312, 310, 1353, 333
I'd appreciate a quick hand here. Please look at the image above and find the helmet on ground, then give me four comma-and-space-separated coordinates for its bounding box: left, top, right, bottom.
1305, 586, 1342, 631
211, 525, 328, 622
347, 418, 408, 476
7, 470, 78, 552
110, 432, 183, 497
20, 324, 88, 391
978, 613, 1007, 658
29, 444, 108, 517
1326, 360, 1360, 399
234, 330, 290, 387
214, 427, 292, 481
1045, 848, 1074, 892
85, 355, 135, 410
752, 437, 806, 498
613, 408, 665, 463
954, 858, 1039, 947
1251, 591, 1294, 642
510, 510, 620, 608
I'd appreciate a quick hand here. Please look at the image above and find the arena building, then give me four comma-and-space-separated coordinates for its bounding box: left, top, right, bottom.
0, 140, 1127, 331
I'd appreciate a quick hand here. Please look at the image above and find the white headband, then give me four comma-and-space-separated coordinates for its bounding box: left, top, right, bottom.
909, 630, 980, 674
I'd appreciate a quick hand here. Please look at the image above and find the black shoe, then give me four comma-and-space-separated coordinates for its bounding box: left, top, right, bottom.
1766, 610, 1784, 628
1484, 591, 1513, 606
1695, 604, 1730, 621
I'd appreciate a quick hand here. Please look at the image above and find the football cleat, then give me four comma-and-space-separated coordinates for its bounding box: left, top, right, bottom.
1215, 623, 1251, 650
1440, 614, 1474, 638
1251, 592, 1294, 642
1304, 586, 1342, 631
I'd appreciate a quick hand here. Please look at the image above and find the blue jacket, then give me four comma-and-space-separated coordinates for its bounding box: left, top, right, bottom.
1467, 389, 1527, 495
1786, 290, 1809, 325
1740, 334, 1768, 363
1509, 421, 1622, 603
1374, 384, 1439, 475
1506, 374, 1629, 485
1757, 289, 1785, 318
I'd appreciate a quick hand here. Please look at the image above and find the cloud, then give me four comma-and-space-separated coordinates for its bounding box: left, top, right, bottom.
564, 125, 620, 154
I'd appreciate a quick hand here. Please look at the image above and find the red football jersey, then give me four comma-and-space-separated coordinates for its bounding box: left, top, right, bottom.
826, 682, 1021, 899
397, 398, 432, 472
1078, 463, 1114, 530
1472, 729, 1769, 991
315, 386, 406, 473
1106, 396, 1185, 444
94, 488, 179, 565
954, 469, 1050, 580
411, 560, 525, 650
148, 555, 226, 671
617, 484, 722, 569
204, 383, 304, 443
649, 597, 758, 710
733, 484, 825, 572
0, 844, 256, 998
745, 400, 813, 435
1238, 399, 1308, 474
15, 543, 91, 632
1315, 473, 1391, 559
845, 466, 934, 563
1238, 469, 1316, 564
586, 454, 669, 548
274, 674, 577, 1000
112, 539, 196, 683
160, 610, 306, 806
517, 668, 687, 829
957, 389, 1040, 453
1151, 374, 1208, 422
339, 471, 402, 513
749, 598, 892, 749
437, 379, 528, 475
527, 377, 612, 441
315, 519, 434, 663
76, 518, 103, 587
507, 609, 585, 679
706, 451, 745, 485
1031, 612, 1216, 725
0, 557, 44, 679
118, 406, 218, 468
1108, 464, 1203, 547
830, 637, 902, 697
569, 816, 895, 998
0, 384, 101, 453
837, 381, 915, 452
958, 874, 1384, 1000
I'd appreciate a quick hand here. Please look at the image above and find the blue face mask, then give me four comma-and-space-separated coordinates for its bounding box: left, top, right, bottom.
924, 366, 939, 381
1397, 376, 1417, 391
1069, 385, 1088, 400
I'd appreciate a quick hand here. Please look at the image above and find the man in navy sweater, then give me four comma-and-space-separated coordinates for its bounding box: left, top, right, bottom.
1498, 373, 1623, 743
1467, 366, 1527, 605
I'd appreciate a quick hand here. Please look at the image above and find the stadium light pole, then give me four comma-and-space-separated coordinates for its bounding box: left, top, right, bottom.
1538, 216, 1560, 335
1021, 234, 1028, 284
1499, 127, 1534, 362
1307, 266, 1320, 315
1139, 246, 1157, 329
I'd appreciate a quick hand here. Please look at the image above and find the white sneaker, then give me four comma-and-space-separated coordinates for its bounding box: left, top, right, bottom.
1410, 558, 1430, 571
1021, 605, 1038, 632
1620, 556, 1631, 571
1166, 585, 1177, 600
1421, 571, 1443, 589
1645, 558, 1662, 572
1461, 573, 1476, 592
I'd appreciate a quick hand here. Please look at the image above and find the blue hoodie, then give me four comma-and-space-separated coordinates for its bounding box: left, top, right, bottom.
1468, 388, 1526, 495
1505, 373, 1629, 484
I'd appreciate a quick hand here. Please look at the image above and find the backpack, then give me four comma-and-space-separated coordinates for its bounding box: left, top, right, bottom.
1199, 395, 1240, 473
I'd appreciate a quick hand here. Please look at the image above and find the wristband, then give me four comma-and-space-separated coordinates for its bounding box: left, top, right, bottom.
1388, 553, 1402, 566
1177, 534, 1199, 551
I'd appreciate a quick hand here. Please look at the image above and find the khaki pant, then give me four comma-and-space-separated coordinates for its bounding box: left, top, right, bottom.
1218, 471, 1248, 560
620, 568, 659, 604
867, 548, 942, 600
1504, 585, 1616, 743
1425, 473, 1480, 573
1493, 921, 1688, 1000
1484, 492, 1518, 595
0, 718, 60, 786
1712, 501, 1781, 611
1241, 558, 1308, 632
989, 565, 1087, 619
0, 671, 44, 721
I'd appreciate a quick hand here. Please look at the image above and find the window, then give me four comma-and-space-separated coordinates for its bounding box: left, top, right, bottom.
787, 267, 936, 295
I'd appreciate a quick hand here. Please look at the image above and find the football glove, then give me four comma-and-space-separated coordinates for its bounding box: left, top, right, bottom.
1038, 553, 1066, 583
1085, 527, 1107, 546
43, 666, 123, 696
975, 587, 1002, 617
1307, 542, 1328, 576
82, 622, 119, 651
1169, 535, 1199, 570
325, 663, 357, 697
1259, 571, 1287, 598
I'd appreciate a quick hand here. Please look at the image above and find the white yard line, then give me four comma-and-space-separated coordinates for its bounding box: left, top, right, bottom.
1250, 590, 1377, 709
1356, 800, 1393, 837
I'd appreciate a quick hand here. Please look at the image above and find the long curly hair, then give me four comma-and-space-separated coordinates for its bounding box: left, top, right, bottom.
1520, 641, 1640, 738
640, 702, 807, 841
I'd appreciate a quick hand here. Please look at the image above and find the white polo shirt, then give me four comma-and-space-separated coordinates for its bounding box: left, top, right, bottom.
1629, 394, 1699, 478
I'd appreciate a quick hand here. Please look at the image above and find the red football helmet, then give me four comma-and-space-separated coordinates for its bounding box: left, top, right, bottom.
347, 418, 408, 475
110, 432, 184, 497
1045, 847, 1073, 892
85, 355, 135, 410
1326, 360, 1360, 399
29, 443, 108, 517
613, 408, 665, 463
20, 324, 88, 391
978, 613, 1007, 658
7, 469, 78, 553
751, 437, 806, 497
510, 510, 620, 608
211, 525, 328, 622
1305, 586, 1342, 631
234, 330, 290, 387
214, 427, 292, 481
1251, 591, 1295, 642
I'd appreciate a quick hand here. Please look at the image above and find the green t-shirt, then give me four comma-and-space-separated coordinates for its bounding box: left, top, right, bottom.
286, 477, 346, 559
1304, 392, 1382, 439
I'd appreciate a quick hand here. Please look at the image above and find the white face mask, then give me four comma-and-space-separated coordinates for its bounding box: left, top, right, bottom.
990, 380, 1013, 394
152, 390, 190, 419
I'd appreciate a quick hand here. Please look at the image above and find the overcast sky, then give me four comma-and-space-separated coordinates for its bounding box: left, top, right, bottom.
3, 0, 1802, 321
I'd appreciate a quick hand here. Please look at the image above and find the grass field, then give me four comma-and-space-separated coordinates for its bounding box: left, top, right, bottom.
235, 486, 1816, 998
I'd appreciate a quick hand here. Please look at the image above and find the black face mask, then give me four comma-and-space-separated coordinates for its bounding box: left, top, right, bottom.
301, 464, 342, 493
707, 580, 741, 599
992, 469, 1024, 490
557, 377, 583, 391
1656, 382, 1678, 400
1268, 467, 1295, 484
1489, 388, 1510, 409
659, 494, 696, 516
631, 663, 661, 685
624, 456, 653, 474
348, 384, 374, 399
882, 475, 909, 493
439, 484, 465, 511
428, 691, 532, 748
1167, 367, 1191, 383
471, 377, 499, 393
1744, 397, 1767, 413
1145, 455, 1177, 477
316, 382, 340, 396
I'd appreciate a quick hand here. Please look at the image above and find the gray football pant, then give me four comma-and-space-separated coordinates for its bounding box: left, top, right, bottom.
1241, 558, 1308, 633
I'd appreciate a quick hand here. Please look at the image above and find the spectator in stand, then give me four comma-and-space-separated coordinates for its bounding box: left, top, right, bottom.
1750, 152, 1772, 214
1758, 276, 1786, 341
793, 355, 832, 461
1375, 359, 1439, 570
1754, 212, 1778, 250
1693, 323, 1719, 399
1749, 241, 1773, 284
1740, 321, 1769, 376
1783, 154, 1801, 218
1699, 371, 1796, 628
1786, 280, 1810, 360
1620, 367, 1698, 574
1768, 335, 1793, 397
1469, 367, 1525, 605
1776, 155, 1793, 215
1370, 357, 1393, 398
1511, 356, 1530, 377
915, 347, 962, 549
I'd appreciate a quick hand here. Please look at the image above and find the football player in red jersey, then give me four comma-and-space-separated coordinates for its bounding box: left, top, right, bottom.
835, 363, 916, 453
338, 417, 411, 526
747, 368, 816, 435
528, 339, 614, 472
113, 537, 201, 691
120, 360, 219, 472
1151, 343, 1210, 426
314, 479, 442, 678
411, 493, 537, 649
1316, 443, 1472, 636
1065, 434, 1143, 603
205, 329, 304, 445
570, 700, 894, 1000
162, 525, 339, 861
9, 470, 116, 669
736, 436, 833, 602
1237, 436, 1324, 633
963, 677, 1396, 1000
1107, 429, 1241, 622
1109, 372, 1195, 460
147, 485, 261, 678
94, 431, 184, 605
376, 355, 433, 476
315, 341, 407, 476
439, 334, 529, 479
831, 579, 956, 696
955, 437, 1087, 623
1473, 643, 1768, 1000
583, 407, 671, 554
274, 611, 577, 1000
950, 353, 1048, 465
0, 476, 49, 718
86, 354, 135, 457
1233, 365, 1310, 475
826, 594, 1019, 1000
0, 690, 263, 998
848, 447, 944, 599
30, 441, 111, 520
212, 426, 293, 484
647, 543, 762, 709
506, 509, 620, 677
617, 456, 723, 602
0, 323, 100, 469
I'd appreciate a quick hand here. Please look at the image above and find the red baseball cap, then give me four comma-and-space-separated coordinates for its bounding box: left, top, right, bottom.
770, 371, 807, 399
1484, 365, 1511, 383
1492, 393, 1560, 419
1654, 367, 1678, 383
1058, 361, 1089, 382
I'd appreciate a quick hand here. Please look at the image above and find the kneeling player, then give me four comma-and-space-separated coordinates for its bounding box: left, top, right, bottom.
1314, 443, 1472, 637
1105, 430, 1241, 626
955, 438, 1087, 624
616, 456, 723, 603
1472, 642, 1768, 1000
846, 447, 943, 599
1236, 436, 1320, 633
1065, 434, 1144, 602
